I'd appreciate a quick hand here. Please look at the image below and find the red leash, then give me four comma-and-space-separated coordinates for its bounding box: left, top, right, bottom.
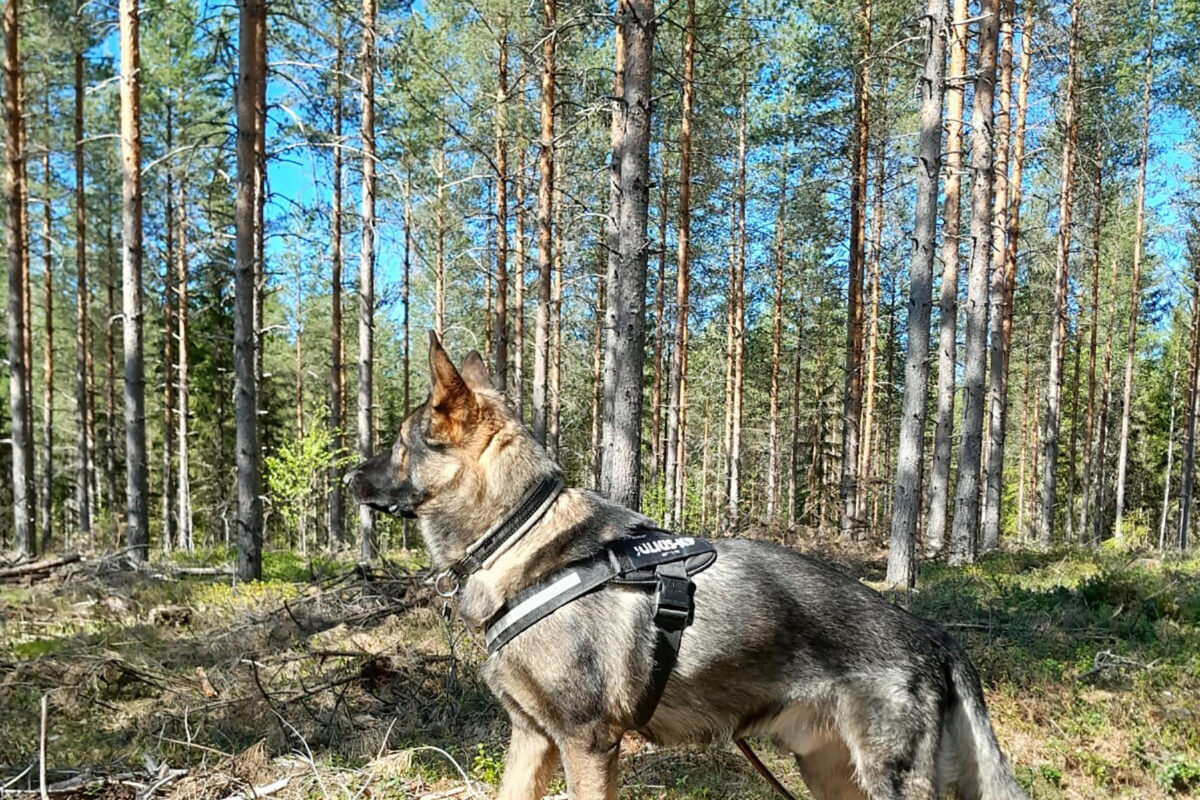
735, 739, 799, 800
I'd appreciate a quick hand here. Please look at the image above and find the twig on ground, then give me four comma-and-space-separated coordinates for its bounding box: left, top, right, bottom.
38, 696, 48, 800
215, 776, 290, 800
0, 555, 82, 582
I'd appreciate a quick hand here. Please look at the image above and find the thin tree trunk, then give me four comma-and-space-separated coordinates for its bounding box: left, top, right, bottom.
1112, 0, 1155, 539
723, 198, 736, 529
5, 0, 33, 557
434, 145, 445, 337
162, 112, 175, 554
235, 0, 264, 580
841, 0, 871, 540
120, 0, 149, 561
768, 144, 788, 519
252, 2, 266, 396
358, 0, 377, 561
40, 147, 54, 551
1179, 263, 1200, 551
858, 136, 885, 521
104, 212, 117, 529
665, 0, 694, 525
948, 0, 999, 564
532, 0, 556, 445
925, 0, 967, 555
176, 179, 191, 551
591, 236, 605, 490
886, 0, 946, 588
650, 154, 667, 481
788, 302, 804, 528
1093, 257, 1118, 543
1066, 299, 1083, 541
600, 0, 654, 510
329, 18, 345, 550
514, 145, 527, 420
494, 29, 509, 394
980, 0, 1015, 552
1081, 141, 1102, 539
549, 188, 563, 458
74, 45, 91, 543
1039, 0, 1082, 547
1159, 343, 1179, 548
728, 72, 748, 530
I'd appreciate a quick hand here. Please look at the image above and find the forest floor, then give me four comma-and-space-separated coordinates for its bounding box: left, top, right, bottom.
1, 540, 1198, 800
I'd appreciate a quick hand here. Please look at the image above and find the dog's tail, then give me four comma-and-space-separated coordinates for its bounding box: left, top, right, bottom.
948, 655, 1028, 800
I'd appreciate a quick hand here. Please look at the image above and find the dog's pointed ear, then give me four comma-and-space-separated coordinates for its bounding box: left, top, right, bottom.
428, 331, 477, 441
460, 350, 493, 390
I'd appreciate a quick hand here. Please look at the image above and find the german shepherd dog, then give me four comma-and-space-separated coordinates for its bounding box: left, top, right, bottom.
346, 333, 1027, 800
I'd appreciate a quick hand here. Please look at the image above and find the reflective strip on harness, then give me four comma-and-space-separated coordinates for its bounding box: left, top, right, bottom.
485, 570, 582, 649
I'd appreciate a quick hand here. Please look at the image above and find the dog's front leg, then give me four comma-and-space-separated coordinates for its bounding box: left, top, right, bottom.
559, 729, 621, 800
497, 716, 560, 800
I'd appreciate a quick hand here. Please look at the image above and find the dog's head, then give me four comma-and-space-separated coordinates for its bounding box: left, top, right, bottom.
345, 331, 559, 567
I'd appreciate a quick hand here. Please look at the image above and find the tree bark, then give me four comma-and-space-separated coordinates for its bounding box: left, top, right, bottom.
40, 147, 54, 551
858, 136, 885, 520
434, 146, 445, 337
532, 0, 556, 445
252, 1, 266, 396
1039, 0, 1082, 547
235, 0, 264, 580
980, 0, 1015, 553
104, 211, 117, 527
925, 0, 967, 555
650, 154, 667, 481
600, 0, 653, 510
664, 0, 694, 525
514, 145, 527, 421
1080, 142, 1102, 539
1112, 0, 1155, 539
885, 0, 946, 588
5, 0, 33, 557
591, 248, 605, 490
1159, 340, 1179, 548
549, 188, 563, 458
329, 18, 345, 550
494, 29, 509, 395
358, 0, 377, 561
176, 178, 191, 551
728, 72, 747, 530
162, 109, 176, 554
840, 0, 871, 540
768, 144, 789, 519
1178, 258, 1200, 551
120, 0, 149, 561
74, 45, 92, 543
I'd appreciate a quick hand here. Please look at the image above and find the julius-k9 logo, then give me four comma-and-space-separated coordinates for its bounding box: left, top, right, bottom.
632, 536, 696, 557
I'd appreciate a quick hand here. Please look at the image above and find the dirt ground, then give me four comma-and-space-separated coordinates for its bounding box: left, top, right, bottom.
1, 541, 1198, 799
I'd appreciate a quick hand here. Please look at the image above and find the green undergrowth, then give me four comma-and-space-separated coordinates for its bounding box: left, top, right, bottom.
1, 546, 1197, 799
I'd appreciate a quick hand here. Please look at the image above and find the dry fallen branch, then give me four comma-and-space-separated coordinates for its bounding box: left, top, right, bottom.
0, 555, 82, 582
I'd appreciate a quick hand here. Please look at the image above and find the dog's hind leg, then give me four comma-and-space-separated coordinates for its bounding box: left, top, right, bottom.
793, 740, 870, 800
559, 727, 622, 800
497, 711, 560, 800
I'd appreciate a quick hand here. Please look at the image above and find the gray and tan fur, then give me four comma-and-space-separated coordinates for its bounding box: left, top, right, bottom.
346, 333, 1028, 800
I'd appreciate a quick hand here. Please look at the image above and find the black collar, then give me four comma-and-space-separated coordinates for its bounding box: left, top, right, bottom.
435, 473, 564, 596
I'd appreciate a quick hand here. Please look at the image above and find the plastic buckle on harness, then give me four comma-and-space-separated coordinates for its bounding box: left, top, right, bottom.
654, 572, 692, 629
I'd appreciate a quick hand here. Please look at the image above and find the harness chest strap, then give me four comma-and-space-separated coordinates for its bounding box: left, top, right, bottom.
483, 528, 716, 728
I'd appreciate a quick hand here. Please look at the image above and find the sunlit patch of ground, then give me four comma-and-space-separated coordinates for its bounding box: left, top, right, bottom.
1, 544, 1197, 798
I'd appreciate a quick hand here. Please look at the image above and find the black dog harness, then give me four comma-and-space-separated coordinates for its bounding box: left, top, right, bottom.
484, 526, 716, 726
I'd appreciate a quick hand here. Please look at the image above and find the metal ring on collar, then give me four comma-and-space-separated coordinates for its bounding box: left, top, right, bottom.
434, 571, 460, 597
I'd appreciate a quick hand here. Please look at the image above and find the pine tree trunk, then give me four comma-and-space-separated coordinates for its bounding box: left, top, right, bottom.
358, 0, 377, 561
104, 215, 117, 529
1093, 257, 1118, 542
1178, 268, 1199, 550
1039, 0, 1082, 547
885, 0, 946, 588
1113, 0, 1154, 539
162, 120, 175, 554
723, 198, 736, 528
1080, 143, 1102, 539
947, 0, 999, 564
74, 45, 92, 543
235, 0, 264, 580
40, 148, 54, 551
600, 0, 654, 510
329, 19, 345, 550
591, 235, 605, 491
767, 144, 788, 520
925, 0, 966, 555
494, 30, 509, 395
434, 146, 445, 337
532, 0, 556, 445
120, 0, 149, 561
664, 0, 693, 525
4, 0, 33, 557
841, 0, 871, 540
788, 306, 804, 528
858, 137, 885, 522
514, 145, 527, 421
1159, 345, 1179, 548
549, 188, 563, 458
650, 156, 667, 482
980, 0, 1015, 553
1066, 303, 1083, 541
176, 179, 191, 551
252, 4, 266, 396
728, 72, 747, 530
